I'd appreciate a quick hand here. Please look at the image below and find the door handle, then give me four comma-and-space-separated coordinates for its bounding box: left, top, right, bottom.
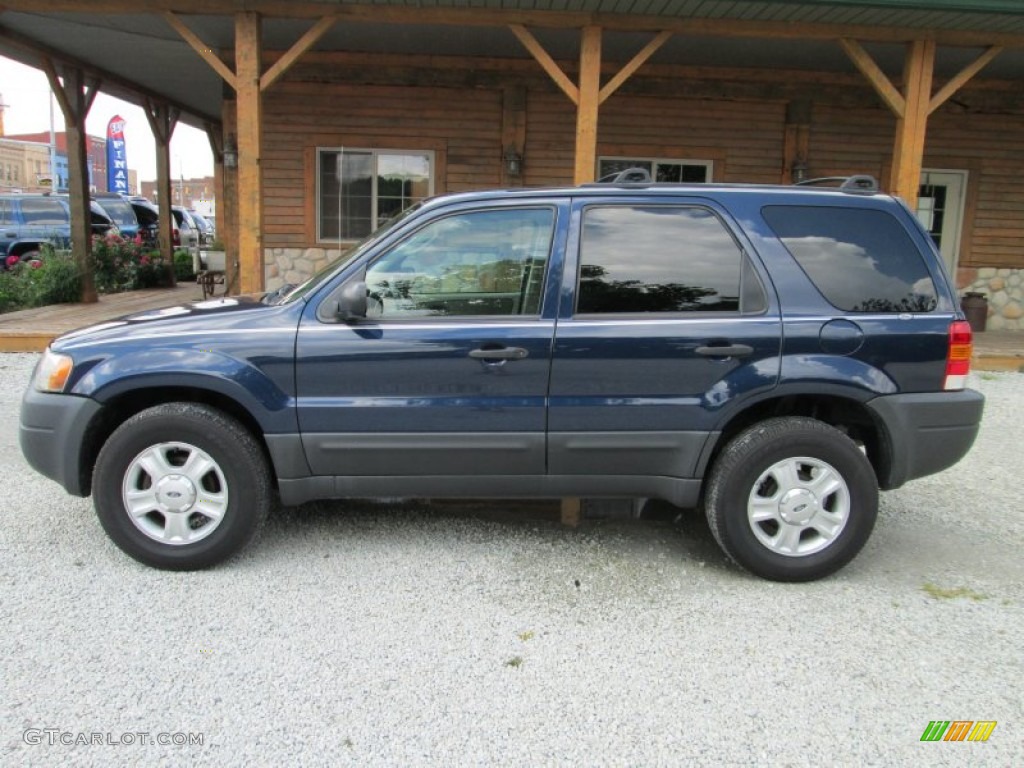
468, 346, 529, 361
696, 343, 754, 358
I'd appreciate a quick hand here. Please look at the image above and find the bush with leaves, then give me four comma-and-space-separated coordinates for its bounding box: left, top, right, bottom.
174, 249, 196, 282
0, 247, 82, 312
92, 233, 167, 293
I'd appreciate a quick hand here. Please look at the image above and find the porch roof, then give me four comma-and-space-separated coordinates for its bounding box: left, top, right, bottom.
2, 1, 1024, 128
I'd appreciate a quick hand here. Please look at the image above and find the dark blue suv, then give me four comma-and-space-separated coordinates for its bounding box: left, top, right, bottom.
19, 177, 984, 580
0, 194, 118, 265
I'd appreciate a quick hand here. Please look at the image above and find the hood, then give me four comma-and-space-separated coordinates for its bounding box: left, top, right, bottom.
52, 293, 289, 350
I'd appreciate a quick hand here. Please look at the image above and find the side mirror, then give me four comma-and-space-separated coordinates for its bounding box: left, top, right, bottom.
338, 280, 368, 321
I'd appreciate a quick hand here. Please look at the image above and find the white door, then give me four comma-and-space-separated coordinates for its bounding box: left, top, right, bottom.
917, 169, 968, 275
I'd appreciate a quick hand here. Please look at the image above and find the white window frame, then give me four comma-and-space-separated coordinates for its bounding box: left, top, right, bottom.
316, 147, 435, 243
598, 156, 714, 183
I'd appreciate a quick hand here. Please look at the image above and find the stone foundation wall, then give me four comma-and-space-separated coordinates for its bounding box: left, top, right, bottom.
957, 267, 1024, 331
264, 247, 348, 293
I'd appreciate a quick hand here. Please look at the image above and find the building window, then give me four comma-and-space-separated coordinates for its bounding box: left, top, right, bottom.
598, 157, 713, 183
317, 148, 433, 241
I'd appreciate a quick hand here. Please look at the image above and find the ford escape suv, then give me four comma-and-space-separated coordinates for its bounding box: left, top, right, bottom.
20, 176, 984, 581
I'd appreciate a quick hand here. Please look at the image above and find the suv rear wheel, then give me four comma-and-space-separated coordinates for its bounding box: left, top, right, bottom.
92, 403, 271, 570
704, 417, 878, 582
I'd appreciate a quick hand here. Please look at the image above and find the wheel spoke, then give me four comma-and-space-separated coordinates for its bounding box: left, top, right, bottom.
809, 466, 843, 499
773, 460, 802, 494
811, 509, 844, 539
193, 492, 227, 521
125, 488, 159, 518
181, 450, 214, 487
749, 497, 781, 523
162, 512, 193, 543
136, 446, 175, 480
774, 523, 804, 555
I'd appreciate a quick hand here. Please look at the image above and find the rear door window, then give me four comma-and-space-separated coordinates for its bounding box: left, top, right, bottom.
762, 205, 937, 312
575, 205, 762, 314
18, 198, 68, 226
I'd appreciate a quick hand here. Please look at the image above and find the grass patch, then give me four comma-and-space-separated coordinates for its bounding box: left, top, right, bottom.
921, 582, 987, 601
518, 630, 535, 642
505, 656, 523, 668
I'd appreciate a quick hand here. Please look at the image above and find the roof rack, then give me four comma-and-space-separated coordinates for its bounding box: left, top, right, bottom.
591, 167, 654, 185
795, 174, 879, 194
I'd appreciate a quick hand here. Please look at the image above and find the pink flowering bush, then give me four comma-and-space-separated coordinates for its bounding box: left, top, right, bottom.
92, 233, 166, 293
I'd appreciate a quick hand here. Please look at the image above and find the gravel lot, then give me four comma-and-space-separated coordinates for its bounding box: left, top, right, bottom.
1, 351, 1021, 766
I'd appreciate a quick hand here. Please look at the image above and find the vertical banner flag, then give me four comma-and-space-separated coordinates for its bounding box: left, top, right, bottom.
106, 115, 129, 194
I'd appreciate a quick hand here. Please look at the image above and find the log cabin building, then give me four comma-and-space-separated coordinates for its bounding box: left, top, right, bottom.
2, 1, 1024, 327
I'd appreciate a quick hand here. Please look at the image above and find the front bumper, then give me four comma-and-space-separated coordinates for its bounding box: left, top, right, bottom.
867, 388, 985, 490
20, 387, 101, 497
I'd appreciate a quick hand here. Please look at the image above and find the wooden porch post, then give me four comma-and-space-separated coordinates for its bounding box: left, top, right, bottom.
221, 94, 240, 295
236, 11, 263, 294
143, 99, 179, 286
510, 25, 669, 187
42, 62, 99, 303
890, 40, 935, 208
574, 26, 602, 185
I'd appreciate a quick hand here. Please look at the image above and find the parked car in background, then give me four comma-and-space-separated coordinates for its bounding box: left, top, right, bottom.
94, 193, 142, 240
188, 210, 215, 245
170, 205, 201, 264
127, 199, 159, 245
0, 194, 117, 267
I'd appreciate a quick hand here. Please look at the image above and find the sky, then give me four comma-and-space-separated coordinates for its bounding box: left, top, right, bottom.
1, 55, 214, 184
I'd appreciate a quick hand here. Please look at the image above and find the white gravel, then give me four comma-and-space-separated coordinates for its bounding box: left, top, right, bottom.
1, 351, 1021, 766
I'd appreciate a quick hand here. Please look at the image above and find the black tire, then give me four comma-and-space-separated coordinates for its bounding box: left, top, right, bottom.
703, 417, 878, 582
93, 403, 271, 570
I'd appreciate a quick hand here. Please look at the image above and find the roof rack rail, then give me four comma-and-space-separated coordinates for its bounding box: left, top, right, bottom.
591, 167, 654, 185
795, 174, 879, 194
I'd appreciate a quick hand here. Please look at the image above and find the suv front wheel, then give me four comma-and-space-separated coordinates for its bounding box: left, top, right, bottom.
93, 403, 271, 570
704, 417, 878, 582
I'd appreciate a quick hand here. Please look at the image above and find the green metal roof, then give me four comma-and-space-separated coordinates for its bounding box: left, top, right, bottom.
751, 0, 1024, 13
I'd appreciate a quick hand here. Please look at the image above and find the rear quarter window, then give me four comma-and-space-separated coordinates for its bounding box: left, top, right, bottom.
761, 205, 937, 313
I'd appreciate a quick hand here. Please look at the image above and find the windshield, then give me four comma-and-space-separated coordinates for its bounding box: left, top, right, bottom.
96, 199, 137, 227
273, 202, 424, 305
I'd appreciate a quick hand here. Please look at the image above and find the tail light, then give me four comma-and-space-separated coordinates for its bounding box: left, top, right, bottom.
945, 320, 973, 390
172, 228, 180, 246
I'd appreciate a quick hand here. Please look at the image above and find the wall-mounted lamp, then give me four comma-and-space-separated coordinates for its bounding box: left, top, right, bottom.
223, 135, 238, 169
791, 159, 809, 184
504, 147, 523, 177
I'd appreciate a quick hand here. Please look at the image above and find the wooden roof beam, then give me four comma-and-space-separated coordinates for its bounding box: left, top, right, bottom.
164, 11, 237, 89
260, 14, 337, 91
839, 38, 906, 117
598, 29, 671, 105
509, 24, 579, 104
929, 45, 1002, 114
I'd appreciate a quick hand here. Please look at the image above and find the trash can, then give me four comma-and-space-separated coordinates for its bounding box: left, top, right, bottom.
961, 291, 989, 333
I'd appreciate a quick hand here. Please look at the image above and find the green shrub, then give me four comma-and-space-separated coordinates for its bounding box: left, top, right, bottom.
0, 248, 81, 312
24, 251, 82, 306
174, 249, 196, 282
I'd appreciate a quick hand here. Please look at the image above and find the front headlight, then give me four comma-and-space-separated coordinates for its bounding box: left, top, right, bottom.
33, 349, 74, 393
